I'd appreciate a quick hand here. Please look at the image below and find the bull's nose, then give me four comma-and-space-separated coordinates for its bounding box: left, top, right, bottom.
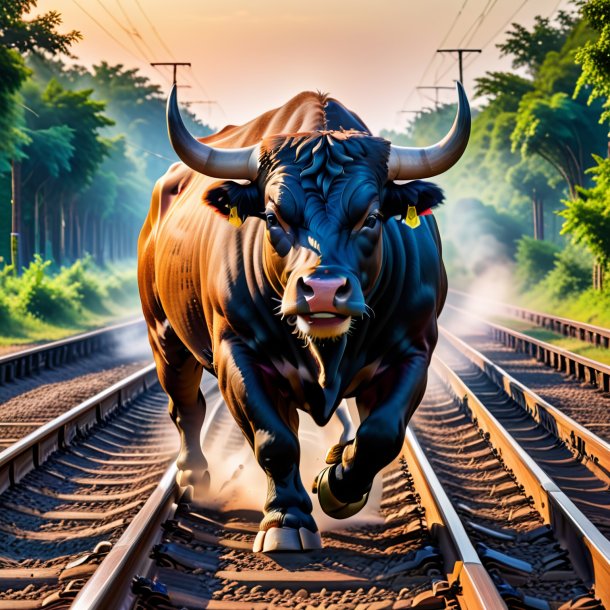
297, 276, 353, 313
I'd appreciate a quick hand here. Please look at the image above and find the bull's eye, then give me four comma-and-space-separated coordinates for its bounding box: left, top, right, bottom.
363, 213, 379, 229
266, 213, 278, 227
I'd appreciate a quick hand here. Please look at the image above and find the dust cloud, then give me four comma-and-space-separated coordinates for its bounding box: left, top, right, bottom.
198, 371, 383, 531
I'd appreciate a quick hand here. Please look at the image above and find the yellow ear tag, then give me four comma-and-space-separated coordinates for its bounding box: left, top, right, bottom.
405, 205, 420, 229
228, 206, 242, 227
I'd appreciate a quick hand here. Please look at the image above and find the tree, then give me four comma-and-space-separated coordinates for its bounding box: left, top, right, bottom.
560, 155, 610, 289
575, 0, 610, 123
498, 11, 578, 78
511, 92, 607, 198
0, 1, 80, 269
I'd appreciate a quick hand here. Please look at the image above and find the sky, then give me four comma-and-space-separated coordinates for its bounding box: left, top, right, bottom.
43, 0, 572, 135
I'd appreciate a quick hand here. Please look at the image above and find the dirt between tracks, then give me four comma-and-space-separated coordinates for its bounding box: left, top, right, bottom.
0, 348, 151, 444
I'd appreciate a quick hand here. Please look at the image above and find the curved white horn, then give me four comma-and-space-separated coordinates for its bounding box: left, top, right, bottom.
167, 85, 259, 180
388, 81, 471, 180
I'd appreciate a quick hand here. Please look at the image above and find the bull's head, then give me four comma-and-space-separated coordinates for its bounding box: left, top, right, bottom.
167, 87, 470, 343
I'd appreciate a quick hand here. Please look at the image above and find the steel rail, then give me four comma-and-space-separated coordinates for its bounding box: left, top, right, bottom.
433, 355, 610, 606
448, 288, 610, 348
73, 423, 505, 609
403, 428, 506, 609
0, 317, 146, 385
440, 326, 610, 480
71, 463, 178, 610
445, 303, 610, 393
0, 363, 157, 495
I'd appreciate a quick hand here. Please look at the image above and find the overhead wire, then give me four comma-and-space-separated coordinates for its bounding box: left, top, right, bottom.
399, 0, 470, 112
131, 0, 176, 60
115, 0, 157, 61
70, 0, 151, 68
460, 0, 529, 76
92, 0, 152, 62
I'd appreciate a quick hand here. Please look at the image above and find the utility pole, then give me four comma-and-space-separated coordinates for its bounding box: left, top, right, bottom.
150, 62, 191, 86
416, 86, 454, 109
436, 49, 481, 84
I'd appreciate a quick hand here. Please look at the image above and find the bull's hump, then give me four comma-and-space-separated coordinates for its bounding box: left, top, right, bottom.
322, 99, 371, 134
198, 92, 371, 148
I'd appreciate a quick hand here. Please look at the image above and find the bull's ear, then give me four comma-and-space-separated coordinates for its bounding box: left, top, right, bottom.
203, 181, 263, 227
381, 180, 444, 220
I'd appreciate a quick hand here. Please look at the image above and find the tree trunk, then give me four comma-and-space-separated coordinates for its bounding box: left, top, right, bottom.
59, 198, 65, 266
11, 160, 21, 273
593, 261, 605, 291
43, 193, 52, 261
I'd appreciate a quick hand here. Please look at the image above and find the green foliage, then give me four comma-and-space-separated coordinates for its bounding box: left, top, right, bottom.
575, 0, 610, 123
0, 255, 138, 336
498, 12, 578, 77
511, 92, 607, 196
0, 2, 79, 173
15, 255, 80, 323
0, 2, 81, 56
515, 236, 560, 289
540, 244, 592, 298
560, 155, 610, 266
55, 256, 107, 313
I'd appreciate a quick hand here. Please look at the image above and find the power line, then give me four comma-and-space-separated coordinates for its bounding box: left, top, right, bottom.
458, 0, 499, 47
131, 0, 176, 60
150, 62, 191, 86
399, 0, 471, 111
70, 0, 151, 68
93, 0, 151, 62
460, 0, 529, 76
115, 0, 157, 61
416, 86, 454, 108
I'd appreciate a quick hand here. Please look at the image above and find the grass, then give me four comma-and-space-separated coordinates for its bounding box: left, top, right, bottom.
489, 315, 610, 366
0, 257, 141, 350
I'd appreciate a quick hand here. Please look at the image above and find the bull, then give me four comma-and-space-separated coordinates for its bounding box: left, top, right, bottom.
138, 85, 470, 552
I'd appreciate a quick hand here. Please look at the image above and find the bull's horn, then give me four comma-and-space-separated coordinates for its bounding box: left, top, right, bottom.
387, 81, 470, 181
167, 85, 259, 180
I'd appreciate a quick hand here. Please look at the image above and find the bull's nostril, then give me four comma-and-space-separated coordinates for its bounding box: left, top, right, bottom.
298, 277, 314, 298
335, 280, 351, 299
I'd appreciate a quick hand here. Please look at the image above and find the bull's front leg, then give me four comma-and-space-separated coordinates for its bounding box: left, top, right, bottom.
216, 337, 322, 553
315, 354, 428, 518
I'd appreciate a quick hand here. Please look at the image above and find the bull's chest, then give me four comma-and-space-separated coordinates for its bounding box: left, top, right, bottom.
270, 355, 384, 424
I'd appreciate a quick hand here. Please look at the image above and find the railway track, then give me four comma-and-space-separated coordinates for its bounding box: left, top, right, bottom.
0, 305, 608, 607
0, 318, 151, 451
71, 369, 608, 608
443, 303, 610, 394
0, 317, 146, 387
73, 403, 505, 609
0, 364, 178, 608
448, 289, 610, 349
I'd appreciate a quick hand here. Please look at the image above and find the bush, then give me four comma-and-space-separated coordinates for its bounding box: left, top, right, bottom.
515, 237, 560, 290
16, 256, 81, 324
541, 245, 591, 298
0, 290, 12, 328
56, 256, 108, 313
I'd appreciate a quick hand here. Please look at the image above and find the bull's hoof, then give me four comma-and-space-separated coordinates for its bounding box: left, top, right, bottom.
252, 527, 322, 553
313, 466, 369, 519
176, 468, 210, 502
